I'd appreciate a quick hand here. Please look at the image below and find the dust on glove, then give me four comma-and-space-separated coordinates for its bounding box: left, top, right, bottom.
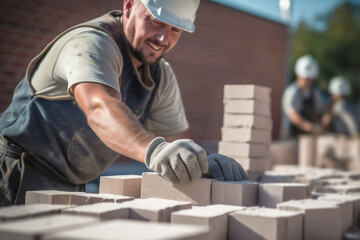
145, 137, 208, 184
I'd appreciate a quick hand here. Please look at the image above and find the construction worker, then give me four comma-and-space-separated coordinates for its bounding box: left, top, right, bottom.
282, 54, 325, 138
0, 0, 248, 205
321, 75, 359, 137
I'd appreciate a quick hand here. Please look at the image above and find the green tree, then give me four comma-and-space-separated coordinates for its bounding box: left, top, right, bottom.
291, 1, 360, 102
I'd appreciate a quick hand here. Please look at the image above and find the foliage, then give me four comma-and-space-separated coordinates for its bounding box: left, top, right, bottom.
291, 1, 360, 102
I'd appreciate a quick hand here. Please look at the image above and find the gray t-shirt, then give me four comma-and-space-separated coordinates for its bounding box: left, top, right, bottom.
282, 82, 324, 116
31, 27, 189, 136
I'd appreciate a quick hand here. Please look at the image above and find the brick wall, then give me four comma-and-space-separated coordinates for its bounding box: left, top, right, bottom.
0, 0, 288, 142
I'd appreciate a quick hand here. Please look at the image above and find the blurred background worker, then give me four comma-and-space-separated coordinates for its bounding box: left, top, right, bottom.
321, 75, 359, 137
282, 54, 325, 138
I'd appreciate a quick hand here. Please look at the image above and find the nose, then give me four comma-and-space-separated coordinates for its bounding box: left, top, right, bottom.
156, 27, 170, 45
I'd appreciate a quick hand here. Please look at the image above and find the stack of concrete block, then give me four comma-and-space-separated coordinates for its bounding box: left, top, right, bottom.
219, 84, 272, 181
298, 134, 360, 171
3, 170, 360, 239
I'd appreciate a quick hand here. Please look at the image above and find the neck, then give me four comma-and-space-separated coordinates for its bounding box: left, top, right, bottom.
132, 56, 142, 69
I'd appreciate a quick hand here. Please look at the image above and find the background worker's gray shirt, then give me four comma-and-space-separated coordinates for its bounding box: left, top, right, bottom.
31, 28, 189, 136
331, 100, 358, 136
282, 82, 324, 116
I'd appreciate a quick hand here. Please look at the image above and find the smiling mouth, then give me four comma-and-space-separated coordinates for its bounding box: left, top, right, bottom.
147, 41, 161, 51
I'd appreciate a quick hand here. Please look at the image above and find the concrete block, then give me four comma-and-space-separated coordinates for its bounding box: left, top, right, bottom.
211, 181, 258, 206
258, 183, 310, 208
25, 190, 133, 206
99, 175, 142, 198
223, 84, 271, 102
141, 172, 213, 206
259, 173, 295, 183
43, 219, 209, 240
228, 207, 303, 240
0, 214, 97, 240
277, 199, 342, 240
229, 156, 268, 172
172, 204, 245, 240
62, 202, 130, 220
218, 141, 269, 158
318, 194, 360, 229
317, 195, 353, 233
223, 99, 271, 116
69, 192, 133, 205
316, 134, 337, 168
314, 182, 360, 195
269, 139, 297, 166
119, 198, 192, 222
223, 113, 272, 130
0, 204, 70, 222
247, 171, 264, 181
298, 134, 317, 167
221, 127, 271, 144
25, 190, 80, 205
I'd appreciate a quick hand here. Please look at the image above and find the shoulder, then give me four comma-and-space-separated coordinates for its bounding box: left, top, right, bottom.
284, 82, 300, 99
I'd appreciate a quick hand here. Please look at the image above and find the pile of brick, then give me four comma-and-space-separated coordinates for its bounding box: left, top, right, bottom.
1, 169, 360, 239
219, 84, 272, 181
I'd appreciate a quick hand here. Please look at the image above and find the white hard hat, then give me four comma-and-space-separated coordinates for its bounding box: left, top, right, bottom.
329, 75, 351, 96
295, 54, 319, 79
141, 0, 200, 33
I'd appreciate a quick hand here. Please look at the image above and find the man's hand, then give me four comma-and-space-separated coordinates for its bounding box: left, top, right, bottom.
204, 154, 249, 181
145, 137, 208, 184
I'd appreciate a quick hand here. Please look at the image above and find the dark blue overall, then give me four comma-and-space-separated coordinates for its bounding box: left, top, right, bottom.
0, 11, 160, 205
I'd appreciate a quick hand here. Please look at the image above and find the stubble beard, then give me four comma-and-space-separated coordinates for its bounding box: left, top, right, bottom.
127, 22, 162, 66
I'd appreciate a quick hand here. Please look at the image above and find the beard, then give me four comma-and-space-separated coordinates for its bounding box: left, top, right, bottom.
126, 19, 163, 66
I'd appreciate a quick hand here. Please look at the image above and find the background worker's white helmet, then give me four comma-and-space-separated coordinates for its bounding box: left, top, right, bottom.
295, 54, 319, 79
329, 75, 351, 96
141, 0, 200, 33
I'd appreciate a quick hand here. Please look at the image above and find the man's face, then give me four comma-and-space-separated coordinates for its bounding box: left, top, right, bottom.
297, 76, 314, 91
124, 3, 183, 66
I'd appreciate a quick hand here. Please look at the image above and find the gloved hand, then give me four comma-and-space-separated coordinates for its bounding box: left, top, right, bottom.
311, 124, 324, 135
145, 137, 208, 184
204, 154, 249, 181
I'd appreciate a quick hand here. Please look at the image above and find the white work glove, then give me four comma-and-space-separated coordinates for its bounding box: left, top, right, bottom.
204, 154, 249, 181
145, 137, 208, 184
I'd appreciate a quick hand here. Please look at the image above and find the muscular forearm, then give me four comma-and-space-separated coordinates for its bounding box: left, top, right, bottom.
73, 82, 155, 163
87, 97, 154, 162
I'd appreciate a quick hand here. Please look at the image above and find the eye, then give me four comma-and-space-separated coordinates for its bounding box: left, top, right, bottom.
172, 27, 181, 33
150, 16, 162, 25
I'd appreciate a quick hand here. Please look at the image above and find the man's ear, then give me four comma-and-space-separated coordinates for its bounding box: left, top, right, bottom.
123, 0, 134, 18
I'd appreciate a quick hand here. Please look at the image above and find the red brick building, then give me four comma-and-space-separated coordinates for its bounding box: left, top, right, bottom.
0, 0, 288, 151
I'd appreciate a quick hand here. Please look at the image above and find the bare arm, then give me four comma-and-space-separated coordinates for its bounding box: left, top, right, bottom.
288, 109, 314, 132
72, 82, 155, 163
